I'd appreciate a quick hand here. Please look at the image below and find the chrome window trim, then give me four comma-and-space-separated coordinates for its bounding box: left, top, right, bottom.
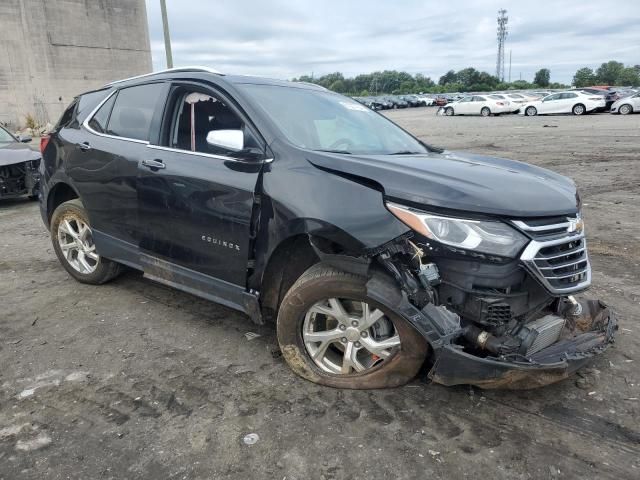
512, 219, 571, 232
82, 89, 150, 145
146, 144, 271, 164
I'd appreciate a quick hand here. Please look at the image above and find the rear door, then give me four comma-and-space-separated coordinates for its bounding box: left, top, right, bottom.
71, 82, 168, 266
137, 81, 266, 289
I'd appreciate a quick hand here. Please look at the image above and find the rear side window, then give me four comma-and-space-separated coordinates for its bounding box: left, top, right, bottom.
88, 94, 117, 133
105, 83, 164, 141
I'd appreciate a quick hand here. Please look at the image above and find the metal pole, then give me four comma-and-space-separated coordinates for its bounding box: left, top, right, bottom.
160, 0, 173, 69
508, 50, 512, 83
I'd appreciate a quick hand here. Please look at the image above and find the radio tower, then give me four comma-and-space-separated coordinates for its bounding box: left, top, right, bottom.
496, 9, 508, 82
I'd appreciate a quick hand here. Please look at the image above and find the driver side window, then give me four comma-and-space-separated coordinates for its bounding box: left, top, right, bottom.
167, 89, 257, 158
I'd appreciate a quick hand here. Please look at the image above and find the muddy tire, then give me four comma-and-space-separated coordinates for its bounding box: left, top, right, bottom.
276, 264, 429, 389
50, 199, 123, 285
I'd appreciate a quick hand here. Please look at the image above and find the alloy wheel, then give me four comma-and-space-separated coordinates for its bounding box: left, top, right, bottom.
619, 104, 632, 115
302, 298, 401, 375
57, 216, 99, 274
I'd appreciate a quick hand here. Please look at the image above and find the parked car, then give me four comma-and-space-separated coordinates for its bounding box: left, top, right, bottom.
39, 67, 616, 390
609, 91, 640, 114
398, 95, 422, 107
0, 124, 40, 200
574, 87, 616, 110
521, 91, 605, 116
488, 94, 519, 113
416, 94, 435, 106
433, 96, 449, 107
441, 95, 512, 116
383, 96, 409, 108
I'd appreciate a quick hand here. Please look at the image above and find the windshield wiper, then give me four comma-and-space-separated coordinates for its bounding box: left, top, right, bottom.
388, 150, 422, 155
313, 149, 352, 154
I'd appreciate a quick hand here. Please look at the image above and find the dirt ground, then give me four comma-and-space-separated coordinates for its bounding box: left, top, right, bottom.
1, 110, 639, 480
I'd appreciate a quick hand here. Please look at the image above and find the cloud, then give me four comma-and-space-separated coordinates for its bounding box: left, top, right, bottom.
145, 0, 640, 84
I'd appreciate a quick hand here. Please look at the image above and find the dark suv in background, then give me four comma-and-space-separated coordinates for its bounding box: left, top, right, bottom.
40, 67, 616, 390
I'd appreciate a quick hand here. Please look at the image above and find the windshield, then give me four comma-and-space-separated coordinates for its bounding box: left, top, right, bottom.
238, 84, 428, 155
0, 127, 16, 143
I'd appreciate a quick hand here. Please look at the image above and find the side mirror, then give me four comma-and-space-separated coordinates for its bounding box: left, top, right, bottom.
19, 135, 32, 143
206, 129, 244, 152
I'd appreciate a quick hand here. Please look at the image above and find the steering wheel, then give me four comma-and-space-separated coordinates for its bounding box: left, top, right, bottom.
328, 138, 355, 151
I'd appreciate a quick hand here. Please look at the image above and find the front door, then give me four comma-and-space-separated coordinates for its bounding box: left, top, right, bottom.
137, 83, 265, 289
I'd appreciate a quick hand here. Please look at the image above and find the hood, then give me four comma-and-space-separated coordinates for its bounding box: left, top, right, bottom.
306, 150, 579, 218
0, 142, 41, 167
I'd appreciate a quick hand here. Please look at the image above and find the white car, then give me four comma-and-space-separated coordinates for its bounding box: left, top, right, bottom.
520, 91, 606, 116
610, 92, 640, 115
441, 95, 512, 116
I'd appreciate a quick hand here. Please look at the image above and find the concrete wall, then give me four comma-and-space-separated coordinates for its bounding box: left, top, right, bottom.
0, 0, 152, 127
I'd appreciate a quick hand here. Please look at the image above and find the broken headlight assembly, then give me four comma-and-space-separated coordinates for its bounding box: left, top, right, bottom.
386, 202, 528, 258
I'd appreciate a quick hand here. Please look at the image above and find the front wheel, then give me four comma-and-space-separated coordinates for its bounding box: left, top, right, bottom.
619, 104, 633, 115
480, 107, 491, 117
525, 106, 537, 116
572, 103, 586, 115
276, 265, 429, 389
50, 199, 123, 284
445, 107, 454, 116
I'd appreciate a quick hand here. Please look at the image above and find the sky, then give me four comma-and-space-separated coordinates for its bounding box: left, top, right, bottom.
144, 0, 640, 85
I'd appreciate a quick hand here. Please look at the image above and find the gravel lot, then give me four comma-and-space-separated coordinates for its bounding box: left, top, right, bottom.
1, 110, 639, 479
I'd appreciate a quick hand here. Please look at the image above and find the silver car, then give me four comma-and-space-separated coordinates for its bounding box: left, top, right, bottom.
610, 91, 640, 115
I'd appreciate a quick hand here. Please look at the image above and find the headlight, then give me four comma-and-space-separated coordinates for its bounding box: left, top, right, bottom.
386, 202, 528, 258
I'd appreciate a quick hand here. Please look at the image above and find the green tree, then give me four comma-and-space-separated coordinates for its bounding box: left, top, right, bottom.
533, 68, 550, 87
438, 70, 457, 86
329, 79, 345, 93
572, 67, 596, 87
616, 67, 640, 86
596, 61, 624, 85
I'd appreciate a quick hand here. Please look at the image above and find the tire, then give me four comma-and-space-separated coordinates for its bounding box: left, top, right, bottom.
480, 107, 491, 117
50, 199, 123, 285
572, 103, 586, 115
445, 107, 454, 116
276, 264, 429, 389
619, 104, 633, 115
525, 106, 537, 116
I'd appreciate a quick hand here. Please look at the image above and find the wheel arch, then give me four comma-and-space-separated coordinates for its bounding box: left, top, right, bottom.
256, 227, 367, 322
46, 182, 80, 225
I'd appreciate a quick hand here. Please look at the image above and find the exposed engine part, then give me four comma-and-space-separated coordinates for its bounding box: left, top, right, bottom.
463, 324, 520, 355
418, 263, 440, 287
517, 314, 566, 356
567, 295, 583, 316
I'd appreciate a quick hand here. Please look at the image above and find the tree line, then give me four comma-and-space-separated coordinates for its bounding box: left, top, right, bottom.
293, 60, 640, 95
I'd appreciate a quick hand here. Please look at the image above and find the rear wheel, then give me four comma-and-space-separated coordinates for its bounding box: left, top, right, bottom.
445, 107, 454, 116
525, 106, 537, 116
572, 103, 586, 115
277, 265, 429, 389
480, 107, 491, 117
619, 104, 633, 115
50, 199, 123, 284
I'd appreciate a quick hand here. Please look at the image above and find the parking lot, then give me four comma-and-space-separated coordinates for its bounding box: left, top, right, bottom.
1, 110, 639, 479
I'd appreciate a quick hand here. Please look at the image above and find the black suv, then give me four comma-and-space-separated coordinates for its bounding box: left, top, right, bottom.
40, 67, 616, 389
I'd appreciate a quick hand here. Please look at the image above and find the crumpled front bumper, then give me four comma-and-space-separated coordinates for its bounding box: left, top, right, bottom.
428, 300, 618, 389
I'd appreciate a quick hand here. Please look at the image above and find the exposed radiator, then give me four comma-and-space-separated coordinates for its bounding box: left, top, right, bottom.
523, 314, 566, 356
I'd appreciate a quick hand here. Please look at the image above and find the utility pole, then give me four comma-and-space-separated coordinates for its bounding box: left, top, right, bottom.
496, 9, 508, 82
508, 49, 512, 83
160, 0, 173, 69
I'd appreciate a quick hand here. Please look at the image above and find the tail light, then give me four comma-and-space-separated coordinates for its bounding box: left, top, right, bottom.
496, 102, 505, 106
40, 135, 50, 155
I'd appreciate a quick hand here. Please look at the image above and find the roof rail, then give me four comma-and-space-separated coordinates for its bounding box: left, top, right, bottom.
104, 66, 223, 87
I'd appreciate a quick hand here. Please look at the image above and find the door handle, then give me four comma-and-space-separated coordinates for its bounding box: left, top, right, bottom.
77, 142, 91, 151
142, 159, 166, 170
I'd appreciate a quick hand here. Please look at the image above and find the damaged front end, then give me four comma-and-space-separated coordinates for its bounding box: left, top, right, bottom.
0, 160, 40, 199
351, 210, 618, 389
